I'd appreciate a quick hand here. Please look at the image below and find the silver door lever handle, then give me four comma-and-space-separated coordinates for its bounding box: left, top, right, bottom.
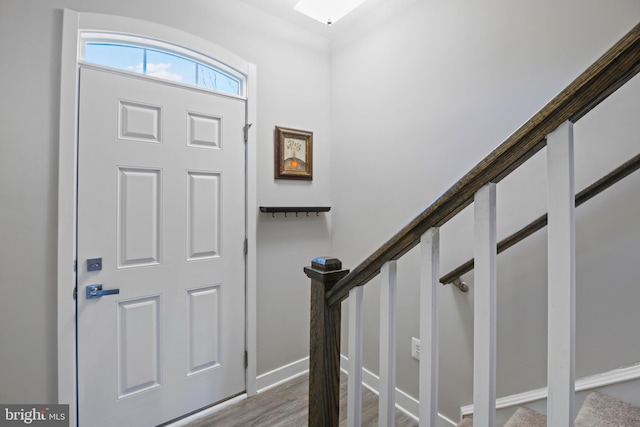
86, 284, 120, 299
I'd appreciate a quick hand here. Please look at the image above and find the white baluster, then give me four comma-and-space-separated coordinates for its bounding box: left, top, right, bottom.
379, 260, 397, 427
347, 285, 363, 427
473, 183, 497, 427
419, 228, 440, 426
546, 121, 576, 427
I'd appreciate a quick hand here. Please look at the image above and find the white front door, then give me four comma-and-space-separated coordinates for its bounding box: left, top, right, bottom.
77, 67, 246, 426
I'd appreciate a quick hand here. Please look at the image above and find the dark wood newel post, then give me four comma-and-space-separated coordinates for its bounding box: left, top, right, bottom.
304, 257, 350, 427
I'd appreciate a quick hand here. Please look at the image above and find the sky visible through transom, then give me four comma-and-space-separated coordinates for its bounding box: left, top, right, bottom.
84, 43, 240, 95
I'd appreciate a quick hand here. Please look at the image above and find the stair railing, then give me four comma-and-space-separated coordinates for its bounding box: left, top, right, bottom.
440, 152, 640, 288
305, 23, 640, 427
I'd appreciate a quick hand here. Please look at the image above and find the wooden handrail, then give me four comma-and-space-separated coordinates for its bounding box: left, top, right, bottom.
326, 23, 640, 308
439, 152, 640, 285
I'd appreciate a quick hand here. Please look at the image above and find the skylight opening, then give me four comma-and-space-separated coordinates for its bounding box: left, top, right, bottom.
293, 0, 366, 25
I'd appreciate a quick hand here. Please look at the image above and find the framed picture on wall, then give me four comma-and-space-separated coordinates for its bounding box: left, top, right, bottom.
274, 126, 313, 180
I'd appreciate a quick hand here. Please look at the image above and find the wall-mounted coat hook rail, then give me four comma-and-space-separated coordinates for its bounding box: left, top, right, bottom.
260, 206, 331, 218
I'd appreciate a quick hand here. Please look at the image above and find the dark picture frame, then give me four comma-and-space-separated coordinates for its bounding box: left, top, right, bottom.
274, 126, 313, 180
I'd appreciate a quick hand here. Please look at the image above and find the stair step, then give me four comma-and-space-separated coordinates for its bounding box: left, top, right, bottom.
503, 407, 546, 427
575, 391, 640, 427
456, 391, 640, 427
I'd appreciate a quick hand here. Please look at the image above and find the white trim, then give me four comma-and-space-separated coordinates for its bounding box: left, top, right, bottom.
245, 62, 258, 397
78, 61, 245, 100
340, 355, 457, 427
249, 354, 463, 427
57, 10, 257, 426
57, 10, 81, 427
460, 363, 640, 417
256, 357, 310, 393
438, 412, 461, 427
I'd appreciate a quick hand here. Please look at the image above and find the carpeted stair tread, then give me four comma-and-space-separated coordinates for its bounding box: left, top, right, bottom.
575, 391, 640, 427
455, 391, 640, 427
504, 406, 546, 427
455, 406, 548, 426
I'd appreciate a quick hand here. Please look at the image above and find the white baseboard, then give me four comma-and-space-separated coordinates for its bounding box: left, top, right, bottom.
256, 356, 309, 393
166, 358, 310, 426
171, 354, 462, 427
340, 354, 457, 427
157, 357, 640, 426
461, 362, 640, 417
255, 354, 430, 422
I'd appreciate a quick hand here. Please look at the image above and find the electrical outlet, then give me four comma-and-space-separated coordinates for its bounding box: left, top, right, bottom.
411, 337, 421, 360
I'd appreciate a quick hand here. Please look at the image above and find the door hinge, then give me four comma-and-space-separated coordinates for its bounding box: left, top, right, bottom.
73, 287, 77, 300
244, 238, 248, 255
243, 123, 253, 143
244, 351, 248, 369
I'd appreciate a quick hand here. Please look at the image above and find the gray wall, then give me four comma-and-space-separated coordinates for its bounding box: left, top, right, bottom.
1, 0, 639, 421
0, 0, 332, 403
330, 0, 640, 421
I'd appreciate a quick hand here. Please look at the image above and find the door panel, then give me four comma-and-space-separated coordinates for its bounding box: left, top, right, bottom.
77, 67, 246, 426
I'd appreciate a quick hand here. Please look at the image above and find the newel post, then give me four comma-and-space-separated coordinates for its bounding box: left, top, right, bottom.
304, 257, 350, 427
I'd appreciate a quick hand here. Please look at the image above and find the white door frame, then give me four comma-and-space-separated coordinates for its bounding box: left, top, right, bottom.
57, 10, 257, 426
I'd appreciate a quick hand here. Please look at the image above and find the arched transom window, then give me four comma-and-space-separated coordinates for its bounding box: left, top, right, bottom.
80, 33, 245, 97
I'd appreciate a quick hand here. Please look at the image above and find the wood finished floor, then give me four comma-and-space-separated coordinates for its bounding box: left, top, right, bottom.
185, 373, 418, 427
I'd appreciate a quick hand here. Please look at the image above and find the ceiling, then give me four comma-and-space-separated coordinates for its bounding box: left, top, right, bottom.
235, 0, 390, 39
